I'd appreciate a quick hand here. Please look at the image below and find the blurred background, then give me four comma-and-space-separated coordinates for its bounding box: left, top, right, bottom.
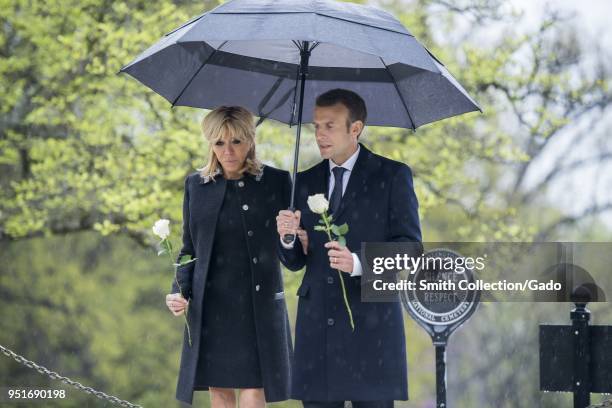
1, 0, 611, 406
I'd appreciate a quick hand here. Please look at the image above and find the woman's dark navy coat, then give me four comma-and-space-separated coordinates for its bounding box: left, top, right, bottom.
169, 165, 293, 405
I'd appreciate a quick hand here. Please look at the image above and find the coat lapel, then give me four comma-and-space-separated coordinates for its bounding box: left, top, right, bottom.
320, 160, 330, 201
332, 143, 370, 222
300, 160, 329, 228
310, 159, 329, 200
195, 174, 227, 287
197, 173, 227, 220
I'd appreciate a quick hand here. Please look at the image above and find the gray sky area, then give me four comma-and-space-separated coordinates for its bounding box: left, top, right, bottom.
515, 0, 611, 45
422, 0, 612, 232
512, 0, 612, 230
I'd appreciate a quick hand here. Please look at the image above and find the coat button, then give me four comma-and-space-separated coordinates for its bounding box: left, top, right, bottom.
242, 204, 249, 211
327, 276, 334, 284
247, 230, 253, 237
327, 318, 335, 326
255, 284, 260, 291
252, 257, 258, 264
238, 181, 245, 187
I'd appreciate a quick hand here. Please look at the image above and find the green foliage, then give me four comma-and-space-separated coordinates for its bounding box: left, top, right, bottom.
0, 232, 186, 406
0, 0, 220, 242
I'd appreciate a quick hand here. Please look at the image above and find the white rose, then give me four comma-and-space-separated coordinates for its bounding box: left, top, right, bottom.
307, 194, 329, 214
152, 219, 170, 239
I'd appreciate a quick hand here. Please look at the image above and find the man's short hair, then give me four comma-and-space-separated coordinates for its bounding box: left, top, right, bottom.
315, 89, 367, 134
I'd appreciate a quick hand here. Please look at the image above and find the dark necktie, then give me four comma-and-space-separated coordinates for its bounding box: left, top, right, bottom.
329, 166, 346, 216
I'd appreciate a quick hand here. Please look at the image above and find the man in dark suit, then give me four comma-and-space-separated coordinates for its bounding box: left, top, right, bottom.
276, 89, 421, 408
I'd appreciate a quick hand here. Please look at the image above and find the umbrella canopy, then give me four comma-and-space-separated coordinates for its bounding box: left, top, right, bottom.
119, 0, 481, 130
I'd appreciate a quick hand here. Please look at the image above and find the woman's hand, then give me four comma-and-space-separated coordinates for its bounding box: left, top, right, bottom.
166, 293, 188, 316
296, 227, 309, 255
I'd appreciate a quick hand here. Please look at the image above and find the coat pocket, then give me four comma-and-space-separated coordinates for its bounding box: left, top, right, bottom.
296, 282, 310, 297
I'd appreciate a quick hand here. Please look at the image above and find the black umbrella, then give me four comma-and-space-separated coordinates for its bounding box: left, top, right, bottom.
119, 0, 481, 241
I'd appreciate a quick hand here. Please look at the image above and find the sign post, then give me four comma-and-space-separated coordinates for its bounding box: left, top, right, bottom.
400, 249, 481, 408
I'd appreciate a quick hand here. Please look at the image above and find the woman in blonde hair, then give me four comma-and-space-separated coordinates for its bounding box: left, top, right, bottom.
165, 106, 292, 407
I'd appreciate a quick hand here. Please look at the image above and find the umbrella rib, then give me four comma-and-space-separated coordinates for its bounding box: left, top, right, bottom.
164, 11, 208, 37
379, 57, 416, 131
314, 13, 411, 37
171, 41, 228, 107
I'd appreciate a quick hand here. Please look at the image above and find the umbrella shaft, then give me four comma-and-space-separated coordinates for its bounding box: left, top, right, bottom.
283, 42, 311, 245
288, 41, 311, 210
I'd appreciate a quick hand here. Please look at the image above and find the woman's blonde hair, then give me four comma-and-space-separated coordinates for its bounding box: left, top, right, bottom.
196, 106, 262, 181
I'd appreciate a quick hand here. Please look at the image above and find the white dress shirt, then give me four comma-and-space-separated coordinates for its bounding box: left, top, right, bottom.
281, 144, 363, 277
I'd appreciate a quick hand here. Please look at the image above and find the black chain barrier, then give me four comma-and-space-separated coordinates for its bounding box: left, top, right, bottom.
0, 344, 143, 407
